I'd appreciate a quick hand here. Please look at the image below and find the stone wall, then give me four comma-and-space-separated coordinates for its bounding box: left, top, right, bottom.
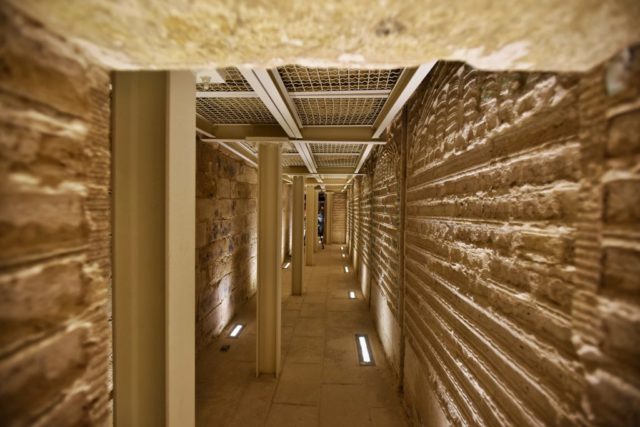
196, 141, 258, 349
368, 115, 404, 377
196, 142, 293, 349
330, 192, 347, 244
0, 5, 112, 425
351, 174, 373, 302
348, 48, 640, 425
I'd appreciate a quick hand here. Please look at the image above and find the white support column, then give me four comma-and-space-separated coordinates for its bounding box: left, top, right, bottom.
305, 184, 316, 266
113, 71, 195, 427
325, 192, 333, 245
166, 71, 196, 427
257, 141, 282, 377
292, 176, 305, 295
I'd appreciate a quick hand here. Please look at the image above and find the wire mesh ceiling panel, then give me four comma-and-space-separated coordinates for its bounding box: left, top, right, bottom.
196, 67, 253, 92
197, 98, 278, 124
282, 154, 307, 167
309, 143, 363, 154
293, 98, 386, 126
277, 66, 403, 92
315, 155, 359, 168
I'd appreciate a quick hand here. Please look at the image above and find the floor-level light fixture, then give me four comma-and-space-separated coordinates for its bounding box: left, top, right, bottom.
283, 261, 291, 269
228, 323, 245, 338
341, 246, 345, 251
355, 334, 375, 366
348, 291, 356, 299
344, 265, 350, 273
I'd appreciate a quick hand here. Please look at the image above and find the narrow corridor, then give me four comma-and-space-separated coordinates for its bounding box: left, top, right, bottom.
196, 245, 407, 426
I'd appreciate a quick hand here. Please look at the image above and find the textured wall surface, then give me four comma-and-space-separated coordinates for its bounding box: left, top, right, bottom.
348, 48, 640, 426
403, 61, 586, 426
368, 117, 404, 377
196, 141, 258, 350
282, 182, 291, 261
0, 5, 112, 425
7, 0, 640, 71
351, 175, 373, 301
330, 192, 347, 244
573, 48, 640, 427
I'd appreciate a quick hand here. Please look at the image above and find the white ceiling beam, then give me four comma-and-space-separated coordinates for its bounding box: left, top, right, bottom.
289, 90, 390, 99
292, 140, 318, 174
200, 137, 384, 146
270, 70, 304, 129
298, 139, 385, 145
210, 124, 378, 142
372, 63, 435, 139
342, 175, 356, 192
199, 137, 258, 167
238, 67, 302, 139
198, 140, 386, 150
197, 91, 257, 98
282, 152, 360, 157
354, 144, 375, 174
238, 68, 323, 177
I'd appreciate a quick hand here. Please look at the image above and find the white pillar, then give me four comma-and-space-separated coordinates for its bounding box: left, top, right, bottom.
305, 184, 316, 265
292, 176, 305, 295
257, 141, 282, 377
325, 191, 333, 245
166, 71, 196, 427
113, 71, 195, 427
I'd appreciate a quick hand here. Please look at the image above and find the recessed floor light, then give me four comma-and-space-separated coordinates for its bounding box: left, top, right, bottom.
344, 266, 350, 273
229, 323, 244, 338
283, 261, 291, 269
348, 291, 356, 299
341, 246, 345, 251
342, 254, 346, 259
355, 334, 375, 366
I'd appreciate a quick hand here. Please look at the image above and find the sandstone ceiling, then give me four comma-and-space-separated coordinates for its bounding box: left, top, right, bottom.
8, 0, 640, 72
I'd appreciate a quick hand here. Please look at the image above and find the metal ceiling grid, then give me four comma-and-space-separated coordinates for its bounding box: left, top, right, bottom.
196, 98, 278, 125
315, 155, 359, 168
293, 97, 387, 126
309, 143, 363, 154
243, 140, 299, 154
282, 154, 307, 167
277, 66, 403, 92
196, 67, 253, 92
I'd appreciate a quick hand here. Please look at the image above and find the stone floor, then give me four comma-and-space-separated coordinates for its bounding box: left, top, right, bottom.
196, 244, 409, 427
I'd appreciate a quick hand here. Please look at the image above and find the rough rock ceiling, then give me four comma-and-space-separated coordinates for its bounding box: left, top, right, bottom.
7, 0, 640, 71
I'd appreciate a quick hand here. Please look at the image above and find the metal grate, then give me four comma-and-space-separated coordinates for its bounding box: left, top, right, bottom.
277, 66, 403, 92
294, 98, 386, 126
197, 97, 277, 124
310, 143, 363, 154
315, 155, 359, 168
282, 154, 307, 167
196, 67, 253, 92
